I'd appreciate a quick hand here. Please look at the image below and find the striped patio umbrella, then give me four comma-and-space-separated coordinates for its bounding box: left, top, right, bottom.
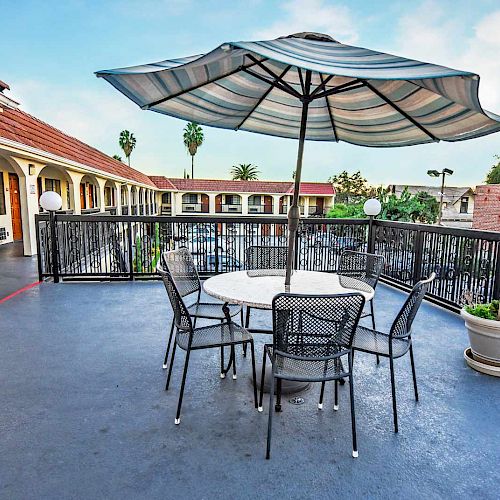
96, 32, 500, 286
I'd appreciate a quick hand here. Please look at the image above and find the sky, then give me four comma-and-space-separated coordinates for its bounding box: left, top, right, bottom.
1, 0, 499, 187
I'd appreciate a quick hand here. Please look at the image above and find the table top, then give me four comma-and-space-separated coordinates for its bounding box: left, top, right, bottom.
203, 270, 374, 310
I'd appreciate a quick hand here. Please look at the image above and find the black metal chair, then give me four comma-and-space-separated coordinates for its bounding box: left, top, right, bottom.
157, 263, 258, 424
260, 292, 366, 459
161, 248, 242, 378
352, 273, 436, 433
244, 245, 288, 330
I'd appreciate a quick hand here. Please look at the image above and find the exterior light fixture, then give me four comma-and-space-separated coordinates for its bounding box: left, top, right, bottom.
363, 198, 382, 217
39, 190, 62, 212
28, 163, 36, 176
427, 168, 454, 225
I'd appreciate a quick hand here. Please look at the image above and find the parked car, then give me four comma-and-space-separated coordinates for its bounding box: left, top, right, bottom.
195, 252, 242, 272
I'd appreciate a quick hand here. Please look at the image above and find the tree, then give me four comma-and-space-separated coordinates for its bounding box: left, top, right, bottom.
328, 170, 372, 204
112, 154, 123, 162
486, 155, 500, 184
118, 130, 136, 167
230, 163, 260, 180
183, 122, 204, 179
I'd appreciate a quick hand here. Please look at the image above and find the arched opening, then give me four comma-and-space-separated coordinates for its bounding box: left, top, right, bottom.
138, 188, 145, 215
161, 192, 172, 215
249, 194, 273, 214
37, 165, 73, 212
182, 193, 202, 213
221, 193, 241, 213
279, 195, 289, 215
120, 185, 129, 214
80, 174, 99, 212
130, 186, 138, 214
104, 179, 117, 214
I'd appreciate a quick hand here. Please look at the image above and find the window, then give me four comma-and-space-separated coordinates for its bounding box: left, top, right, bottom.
44, 178, 61, 195
183, 193, 198, 204
104, 186, 114, 207
162, 192, 171, 204
225, 194, 241, 205
460, 197, 469, 214
0, 172, 5, 215
248, 195, 261, 206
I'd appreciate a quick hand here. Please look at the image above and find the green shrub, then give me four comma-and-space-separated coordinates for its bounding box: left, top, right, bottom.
465, 300, 499, 321
326, 203, 364, 218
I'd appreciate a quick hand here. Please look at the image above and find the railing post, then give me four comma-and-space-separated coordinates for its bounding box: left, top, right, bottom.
412, 229, 424, 284
368, 216, 375, 254
35, 215, 43, 282
214, 221, 219, 273
492, 242, 500, 300
127, 221, 134, 280
49, 210, 60, 283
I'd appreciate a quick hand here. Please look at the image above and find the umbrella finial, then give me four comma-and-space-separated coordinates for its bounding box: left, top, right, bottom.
283, 32, 338, 43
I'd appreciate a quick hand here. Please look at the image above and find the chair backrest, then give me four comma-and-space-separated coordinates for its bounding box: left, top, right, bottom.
338, 250, 385, 290
157, 262, 193, 332
390, 273, 436, 339
162, 248, 201, 298
272, 293, 366, 357
246, 245, 288, 269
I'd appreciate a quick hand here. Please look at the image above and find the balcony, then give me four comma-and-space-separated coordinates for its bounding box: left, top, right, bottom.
248, 204, 273, 214
220, 203, 242, 213
1, 269, 497, 497
182, 203, 209, 213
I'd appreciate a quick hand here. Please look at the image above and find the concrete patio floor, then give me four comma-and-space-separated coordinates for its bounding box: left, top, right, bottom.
0, 241, 39, 300
1, 280, 499, 499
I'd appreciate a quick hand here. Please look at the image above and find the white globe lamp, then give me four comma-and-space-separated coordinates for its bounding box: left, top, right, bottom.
363, 198, 381, 217
40, 191, 62, 212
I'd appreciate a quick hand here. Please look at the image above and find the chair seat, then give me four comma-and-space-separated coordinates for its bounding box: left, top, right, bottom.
176, 322, 251, 350
352, 325, 410, 358
187, 302, 241, 320
266, 346, 348, 382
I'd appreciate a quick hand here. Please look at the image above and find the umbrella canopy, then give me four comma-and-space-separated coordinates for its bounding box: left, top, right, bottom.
96, 32, 500, 285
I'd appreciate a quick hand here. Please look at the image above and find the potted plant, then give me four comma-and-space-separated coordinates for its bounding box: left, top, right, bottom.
461, 292, 500, 376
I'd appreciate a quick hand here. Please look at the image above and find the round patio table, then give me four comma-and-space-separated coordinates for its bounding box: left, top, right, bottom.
203, 270, 374, 396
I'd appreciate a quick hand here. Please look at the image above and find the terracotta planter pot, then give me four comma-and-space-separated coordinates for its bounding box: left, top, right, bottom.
461, 308, 500, 365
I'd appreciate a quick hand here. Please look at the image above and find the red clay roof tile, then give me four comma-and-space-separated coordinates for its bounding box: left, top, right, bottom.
0, 107, 155, 187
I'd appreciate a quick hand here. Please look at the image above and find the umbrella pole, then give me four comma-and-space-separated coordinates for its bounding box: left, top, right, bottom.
285, 95, 310, 287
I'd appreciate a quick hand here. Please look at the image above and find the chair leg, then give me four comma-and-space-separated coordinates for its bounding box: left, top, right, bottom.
163, 319, 175, 369
371, 301, 380, 366
249, 341, 258, 408
348, 352, 358, 458
334, 379, 339, 411
220, 346, 225, 379
174, 348, 192, 425
409, 345, 419, 402
165, 341, 177, 391
389, 356, 398, 433
258, 348, 267, 412
318, 381, 325, 410
266, 372, 275, 460
231, 345, 237, 380
275, 379, 282, 412
242, 308, 248, 357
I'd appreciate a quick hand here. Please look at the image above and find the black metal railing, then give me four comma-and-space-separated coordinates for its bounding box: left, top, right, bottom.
35, 214, 500, 312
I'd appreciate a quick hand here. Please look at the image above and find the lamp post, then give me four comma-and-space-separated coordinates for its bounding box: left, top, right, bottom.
39, 191, 63, 283
363, 198, 382, 253
427, 168, 454, 225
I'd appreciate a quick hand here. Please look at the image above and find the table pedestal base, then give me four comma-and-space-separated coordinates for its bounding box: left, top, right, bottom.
250, 362, 310, 395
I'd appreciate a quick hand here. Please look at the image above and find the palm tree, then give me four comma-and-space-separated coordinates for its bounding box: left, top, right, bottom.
183, 122, 204, 179
119, 130, 136, 167
231, 163, 260, 181
112, 154, 123, 162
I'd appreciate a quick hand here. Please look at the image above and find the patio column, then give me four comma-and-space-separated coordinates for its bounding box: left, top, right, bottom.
126, 185, 132, 215
208, 193, 216, 215
303, 196, 310, 218
8, 157, 44, 256
241, 194, 249, 216
95, 177, 107, 213
67, 170, 83, 215
272, 195, 281, 215
116, 185, 122, 215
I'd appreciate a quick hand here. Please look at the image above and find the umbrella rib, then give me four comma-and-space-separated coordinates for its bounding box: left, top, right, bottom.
142, 58, 265, 109
242, 68, 299, 98
246, 55, 302, 99
312, 80, 364, 100
361, 80, 439, 142
236, 65, 292, 130
319, 74, 338, 142
297, 68, 305, 94
309, 74, 335, 99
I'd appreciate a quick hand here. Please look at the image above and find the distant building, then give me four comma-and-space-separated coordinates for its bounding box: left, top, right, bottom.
472, 185, 500, 232
149, 177, 335, 217
387, 184, 475, 228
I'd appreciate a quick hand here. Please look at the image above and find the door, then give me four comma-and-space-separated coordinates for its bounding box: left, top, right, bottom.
201, 194, 209, 213
80, 183, 86, 209
9, 174, 23, 241
215, 194, 222, 213
316, 197, 324, 215
264, 195, 273, 214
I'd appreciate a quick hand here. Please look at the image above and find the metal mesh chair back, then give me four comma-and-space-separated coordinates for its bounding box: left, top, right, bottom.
246, 246, 288, 277
272, 293, 365, 357
162, 248, 200, 298
339, 250, 385, 290
157, 263, 193, 332
390, 273, 436, 339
